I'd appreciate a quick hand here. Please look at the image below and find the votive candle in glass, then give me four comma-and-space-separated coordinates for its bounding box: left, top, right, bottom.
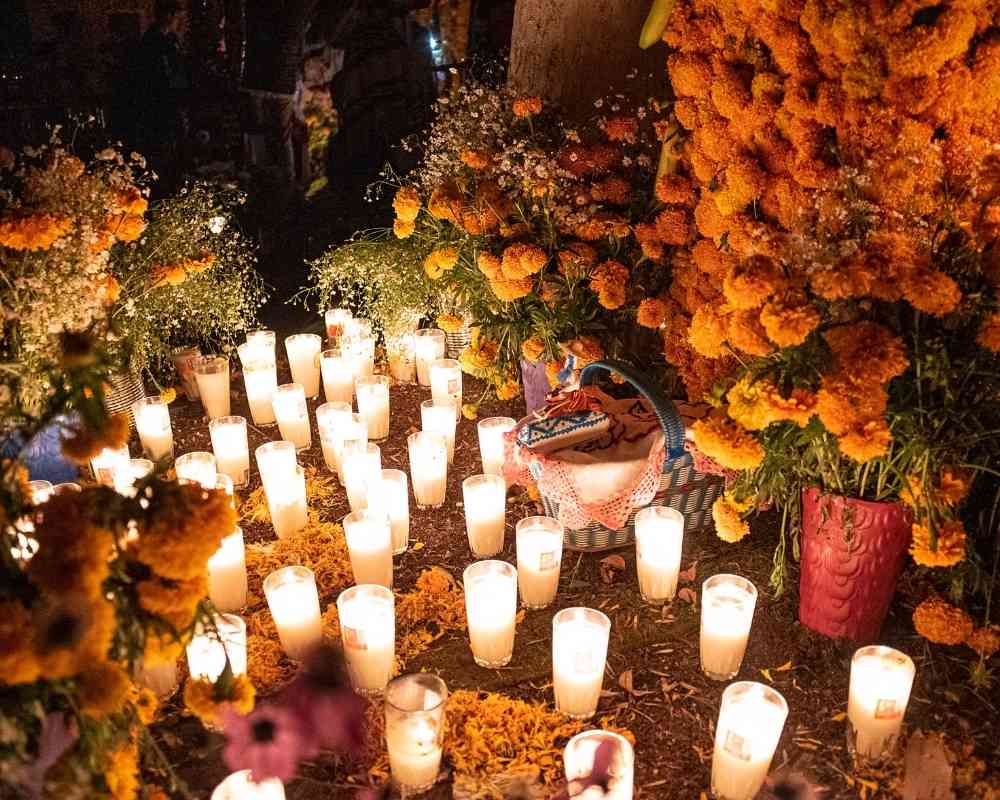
212, 770, 285, 800
356, 375, 390, 441
325, 307, 353, 341
255, 440, 297, 493
347, 317, 374, 340
420, 398, 456, 464
91, 444, 130, 487
343, 443, 382, 512
335, 414, 369, 484
132, 396, 174, 462
414, 329, 445, 386
28, 480, 53, 505
186, 613, 247, 682
263, 565, 322, 660
171, 345, 201, 400
564, 730, 634, 800
635, 506, 684, 604
462, 475, 507, 557
429, 359, 462, 421
343, 508, 393, 588
128, 458, 154, 483
711, 682, 788, 800
237, 341, 278, 427
477, 416, 515, 477
209, 416, 250, 487
337, 584, 395, 696
387, 334, 416, 383
193, 355, 231, 420
385, 674, 447, 794
175, 451, 217, 489
284, 333, 323, 398
700, 574, 758, 681
208, 527, 248, 612
516, 516, 563, 609
847, 645, 916, 760
352, 334, 376, 380
382, 469, 410, 555
320, 348, 355, 405
463, 560, 517, 667
552, 607, 611, 719
316, 401, 352, 472
272, 383, 312, 450
407, 431, 447, 510
267, 465, 309, 540
245, 329, 277, 354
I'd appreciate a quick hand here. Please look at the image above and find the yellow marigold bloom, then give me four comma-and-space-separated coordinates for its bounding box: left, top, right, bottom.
902, 269, 962, 316
0, 602, 40, 685
637, 298, 668, 329
816, 373, 887, 436
976, 312, 1000, 352
824, 322, 908, 383
183, 673, 256, 727
712, 493, 752, 543
912, 596, 973, 645
393, 187, 421, 223
477, 251, 502, 280
967, 627, 1000, 659
0, 214, 73, 251
495, 377, 521, 400
566, 335, 604, 367
490, 276, 534, 302
723, 255, 786, 310
34, 594, 116, 681
501, 243, 547, 280
460, 149, 492, 170
132, 685, 159, 724
104, 740, 139, 800
436, 313, 465, 333
521, 336, 545, 362
461, 403, 479, 421
61, 412, 130, 465
428, 182, 463, 223
688, 306, 728, 358
545, 360, 564, 388
512, 96, 543, 117
160, 387, 177, 404
691, 415, 764, 470
78, 662, 131, 718
911, 519, 967, 567
727, 309, 773, 356
837, 418, 891, 463
137, 573, 207, 631
726, 376, 773, 430
759, 291, 820, 347
393, 218, 415, 239
459, 340, 499, 373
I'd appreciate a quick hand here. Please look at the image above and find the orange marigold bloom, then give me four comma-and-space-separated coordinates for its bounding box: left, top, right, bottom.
107, 213, 145, 242
501, 243, 547, 280
911, 520, 967, 568
591, 176, 631, 205
590, 260, 630, 309
902, 270, 962, 316
512, 96, 543, 117
490, 276, 533, 302
691, 415, 764, 470
712, 493, 752, 543
688, 306, 728, 358
976, 312, 1000, 352
424, 247, 458, 279
637, 298, 668, 329
655, 175, 696, 206
837, 418, 892, 463
477, 251, 502, 280
655, 208, 693, 245
566, 335, 604, 367
967, 627, 1000, 659
691, 238, 734, 279
938, 466, 972, 507
723, 255, 786, 310
393, 187, 421, 223
0, 214, 73, 251
604, 116, 639, 143
428, 182, 463, 223
759, 291, 820, 347
824, 322, 908, 384
545, 360, 564, 388
727, 310, 773, 356
912, 596, 974, 645
634, 223, 664, 261
521, 336, 545, 362
557, 242, 597, 279
460, 149, 492, 170
816, 373, 888, 436
393, 218, 415, 239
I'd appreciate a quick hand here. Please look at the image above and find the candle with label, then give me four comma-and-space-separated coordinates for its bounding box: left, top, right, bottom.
385, 674, 447, 793
193, 356, 231, 419
208, 527, 248, 612
420, 399, 456, 464
516, 516, 563, 609
254, 441, 297, 493
337, 584, 395, 696
212, 770, 285, 800
316, 401, 352, 472
463, 560, 517, 667
186, 613, 247, 682
429, 359, 462, 421
634, 506, 685, 604
263, 566, 323, 660
171, 345, 201, 400
552, 607, 611, 719
711, 682, 788, 800
413, 329, 445, 386
175, 451, 218, 489
700, 574, 757, 681
267, 465, 309, 540
324, 307, 352, 341
387, 334, 416, 383
343, 443, 382, 512
356, 375, 390, 440
564, 730, 634, 800
381, 469, 410, 554
237, 341, 278, 426
847, 645, 915, 759
284, 333, 323, 398
209, 416, 250, 487
132, 396, 174, 462
343, 509, 393, 588
272, 383, 312, 450
462, 475, 507, 557
320, 348, 355, 405
477, 417, 515, 477
407, 431, 447, 509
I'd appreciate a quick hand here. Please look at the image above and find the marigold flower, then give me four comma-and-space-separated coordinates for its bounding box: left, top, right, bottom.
976, 312, 1000, 352
837, 418, 892, 463
78, 661, 131, 718
637, 298, 668, 329
566, 335, 604, 367
902, 269, 962, 316
727, 374, 816, 430
759, 291, 820, 346
966, 627, 1000, 659
133, 685, 159, 724
460, 149, 492, 170
0, 602, 40, 685
911, 519, 967, 567
495, 377, 521, 401
0, 214, 73, 251
428, 181, 463, 223
557, 242, 597, 279
104, 741, 139, 800
501, 243, 547, 280
393, 187, 421, 223
816, 373, 887, 436
459, 340, 499, 372
393, 218, 415, 239
723, 255, 786, 310
656, 207, 693, 245
137, 573, 207, 630
824, 322, 908, 383
512, 96, 543, 117
477, 251, 502, 280
691, 415, 764, 470
490, 276, 534, 302
521, 336, 545, 362
912, 596, 974, 645
691, 238, 735, 279
727, 310, 773, 356
423, 248, 458, 280
436, 313, 464, 333
184, 673, 256, 727
34, 594, 116, 681
461, 403, 479, 420
712, 493, 752, 543
590, 176, 631, 205
655, 175, 696, 207
604, 116, 639, 143
688, 306, 728, 358
590, 260, 630, 308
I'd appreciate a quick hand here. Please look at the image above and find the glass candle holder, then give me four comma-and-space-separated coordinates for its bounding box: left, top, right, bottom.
343, 508, 393, 588
462, 475, 507, 557
325, 307, 353, 341
712, 682, 788, 800
516, 516, 564, 609
335, 414, 369, 485
635, 506, 685, 604
208, 527, 248, 612
552, 607, 611, 719
429, 359, 462, 421
237, 341, 278, 427
343, 443, 382, 512
385, 673, 447, 794
267, 465, 309, 540
387, 334, 416, 383
847, 645, 915, 760
212, 770, 285, 800
564, 730, 634, 800
186, 613, 247, 682
209, 416, 250, 487
284, 333, 323, 399
192, 356, 231, 420
316, 401, 352, 472
320, 348, 355, 405
407, 431, 447, 509
128, 457, 154, 483
28, 480, 53, 505
52, 482, 82, 495
414, 329, 445, 386
356, 375, 390, 441
132, 396, 174, 462
175, 451, 217, 489
382, 469, 410, 555
420, 398, 456, 465
349, 334, 376, 381
272, 383, 312, 451
254, 440, 297, 493
137, 659, 178, 699
477, 417, 515, 477
347, 317, 374, 340
463, 560, 518, 667
337, 584, 395, 696
263, 565, 322, 660
91, 444, 130, 487
245, 329, 277, 355
171, 345, 202, 400
700, 574, 757, 681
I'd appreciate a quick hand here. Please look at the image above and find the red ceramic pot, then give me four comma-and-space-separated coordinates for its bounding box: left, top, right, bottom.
799, 487, 912, 641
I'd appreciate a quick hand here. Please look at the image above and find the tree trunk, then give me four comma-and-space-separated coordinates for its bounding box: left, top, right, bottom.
508, 0, 663, 119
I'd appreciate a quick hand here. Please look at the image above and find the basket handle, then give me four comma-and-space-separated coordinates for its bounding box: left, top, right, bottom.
579, 359, 686, 457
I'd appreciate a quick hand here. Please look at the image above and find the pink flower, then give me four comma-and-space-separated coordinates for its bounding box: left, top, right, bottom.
222, 705, 318, 783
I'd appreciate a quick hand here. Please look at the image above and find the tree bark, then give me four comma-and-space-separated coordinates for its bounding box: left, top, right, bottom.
508, 0, 663, 119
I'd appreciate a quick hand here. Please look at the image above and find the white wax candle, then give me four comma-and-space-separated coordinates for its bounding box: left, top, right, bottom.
462, 475, 506, 557
700, 574, 757, 681
429, 359, 462, 421
420, 399, 456, 464
267, 466, 309, 540
208, 528, 248, 612
337, 585, 395, 695
552, 608, 610, 719
382, 469, 410, 554
284, 334, 323, 398
343, 443, 382, 512
335, 416, 369, 484
186, 613, 247, 682
238, 342, 278, 426
137, 659, 178, 699
847, 646, 915, 759
91, 445, 130, 487
711, 682, 788, 800
264, 566, 323, 660
408, 431, 447, 509
635, 506, 685, 604
564, 731, 635, 800
193, 356, 231, 420
272, 383, 312, 450
477, 417, 515, 477
343, 509, 393, 588
356, 375, 390, 440
464, 561, 517, 667
321, 349, 355, 405
133, 397, 174, 462
516, 516, 563, 609
387, 714, 443, 790
175, 451, 217, 489
324, 308, 352, 340
388, 334, 416, 383
316, 401, 352, 472
245, 329, 277, 354
414, 329, 445, 386
212, 770, 285, 800
209, 416, 250, 487
255, 440, 297, 495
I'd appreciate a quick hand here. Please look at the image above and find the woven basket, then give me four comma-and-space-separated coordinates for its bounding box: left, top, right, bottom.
105, 370, 146, 426
444, 326, 471, 359
534, 360, 723, 552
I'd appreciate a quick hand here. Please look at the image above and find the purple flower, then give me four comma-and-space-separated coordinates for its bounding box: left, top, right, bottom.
222, 705, 319, 783
284, 677, 367, 754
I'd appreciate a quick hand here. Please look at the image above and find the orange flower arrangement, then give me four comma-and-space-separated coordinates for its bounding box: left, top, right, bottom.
512, 96, 543, 118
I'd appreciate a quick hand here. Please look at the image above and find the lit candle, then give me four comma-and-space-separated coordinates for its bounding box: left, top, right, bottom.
381, 469, 410, 555
237, 341, 278, 427
52, 482, 82, 495
343, 442, 382, 512
477, 417, 515, 477
267, 465, 309, 540
263, 566, 323, 660
413, 329, 445, 386
385, 674, 447, 794
337, 584, 395, 696
420, 399, 456, 465
320, 348, 355, 405
552, 607, 610, 719
335, 414, 369, 485
700, 574, 757, 681
407, 431, 448, 510
245, 329, 277, 354
847, 645, 915, 759
186, 613, 247, 682
209, 416, 250, 487
316, 401, 352, 472
711, 682, 788, 800
211, 770, 285, 800
347, 317, 374, 339
429, 359, 462, 421
272, 383, 312, 451
325, 307, 353, 341
635, 506, 684, 604
356, 375, 390, 441
121, 458, 154, 494
284, 333, 323, 399
463, 560, 517, 667
171, 345, 202, 400
28, 480, 53, 504
254, 440, 297, 494
350, 334, 376, 381
343, 508, 393, 588
564, 730, 634, 800
192, 355, 231, 420
175, 451, 218, 489
387, 334, 416, 383
132, 396, 174, 462
137, 659, 178, 699
515, 516, 563, 609
208, 527, 248, 612
462, 475, 507, 557
91, 444, 130, 487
